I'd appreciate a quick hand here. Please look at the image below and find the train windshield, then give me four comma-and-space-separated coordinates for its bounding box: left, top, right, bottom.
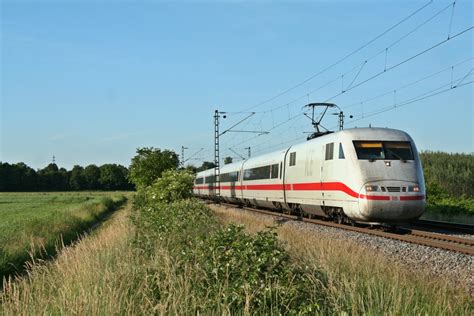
353, 141, 414, 160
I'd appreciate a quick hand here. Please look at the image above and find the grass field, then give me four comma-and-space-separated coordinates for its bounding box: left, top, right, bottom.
2, 198, 469, 315
0, 192, 128, 280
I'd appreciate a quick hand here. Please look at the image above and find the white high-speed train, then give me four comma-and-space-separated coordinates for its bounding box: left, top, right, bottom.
193, 127, 426, 224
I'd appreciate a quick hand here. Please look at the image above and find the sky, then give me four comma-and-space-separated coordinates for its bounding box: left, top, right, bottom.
1, 0, 472, 170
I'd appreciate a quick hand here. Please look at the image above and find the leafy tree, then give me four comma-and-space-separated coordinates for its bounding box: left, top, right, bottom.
0, 163, 10, 191
0, 161, 132, 192
224, 157, 233, 164
58, 168, 70, 191
129, 147, 179, 188
196, 161, 216, 172
0, 162, 37, 191
84, 164, 101, 190
99, 164, 130, 190
145, 169, 194, 203
37, 163, 69, 191
421, 151, 473, 197
184, 164, 198, 174
69, 165, 86, 190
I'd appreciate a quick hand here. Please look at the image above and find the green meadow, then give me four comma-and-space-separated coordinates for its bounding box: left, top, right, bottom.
0, 192, 127, 280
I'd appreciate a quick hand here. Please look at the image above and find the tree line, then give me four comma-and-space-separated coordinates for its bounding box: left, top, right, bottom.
6, 148, 470, 196
0, 162, 134, 191
420, 151, 473, 198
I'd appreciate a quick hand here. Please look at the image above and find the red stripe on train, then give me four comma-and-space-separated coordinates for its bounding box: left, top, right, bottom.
292, 182, 359, 198
359, 194, 391, 201
399, 195, 425, 201
193, 183, 424, 202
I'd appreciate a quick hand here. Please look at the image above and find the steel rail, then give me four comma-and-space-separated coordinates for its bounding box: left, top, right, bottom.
413, 219, 474, 235
211, 202, 474, 256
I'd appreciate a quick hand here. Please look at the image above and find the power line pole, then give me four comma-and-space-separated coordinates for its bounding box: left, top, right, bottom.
181, 146, 188, 166
338, 111, 345, 131
52, 155, 56, 164
245, 147, 251, 158
214, 110, 221, 197
214, 110, 267, 198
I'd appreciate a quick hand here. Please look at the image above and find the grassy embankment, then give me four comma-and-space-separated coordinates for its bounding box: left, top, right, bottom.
421, 151, 474, 223
1, 171, 470, 314
0, 192, 127, 280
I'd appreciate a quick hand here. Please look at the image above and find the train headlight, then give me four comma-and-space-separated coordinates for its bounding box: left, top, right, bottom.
365, 185, 380, 192
408, 185, 420, 192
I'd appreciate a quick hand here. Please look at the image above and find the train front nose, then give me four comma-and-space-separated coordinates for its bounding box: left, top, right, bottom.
358, 181, 426, 223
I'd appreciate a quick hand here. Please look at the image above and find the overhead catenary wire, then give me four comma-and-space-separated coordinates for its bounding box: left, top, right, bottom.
341, 57, 473, 109
229, 61, 473, 155
220, 1, 471, 160
224, 57, 473, 153
346, 77, 473, 127
239, 0, 433, 112
223, 1, 453, 148
244, 1, 457, 117
255, 77, 473, 154
324, 26, 473, 102
447, 0, 456, 39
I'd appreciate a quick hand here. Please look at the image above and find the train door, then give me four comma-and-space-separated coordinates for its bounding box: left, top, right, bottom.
239, 163, 245, 201
321, 142, 335, 206
282, 148, 291, 206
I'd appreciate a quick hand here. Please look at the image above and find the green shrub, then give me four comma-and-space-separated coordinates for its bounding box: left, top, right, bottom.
421, 151, 473, 198
133, 199, 218, 256
197, 224, 324, 313
128, 147, 179, 189
145, 169, 194, 204
133, 196, 326, 314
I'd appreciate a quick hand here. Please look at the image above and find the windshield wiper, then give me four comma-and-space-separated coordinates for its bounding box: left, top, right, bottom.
387, 149, 406, 162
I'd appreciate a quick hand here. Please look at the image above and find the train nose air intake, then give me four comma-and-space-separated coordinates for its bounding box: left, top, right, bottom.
358, 181, 425, 223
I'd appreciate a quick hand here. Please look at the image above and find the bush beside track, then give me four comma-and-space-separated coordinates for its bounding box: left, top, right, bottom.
132, 170, 325, 313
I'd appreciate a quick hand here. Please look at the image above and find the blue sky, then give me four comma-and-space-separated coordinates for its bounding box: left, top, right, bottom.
1, 0, 472, 169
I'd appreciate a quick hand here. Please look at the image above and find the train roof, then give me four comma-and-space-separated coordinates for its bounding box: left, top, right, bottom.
308, 127, 411, 143
195, 127, 413, 176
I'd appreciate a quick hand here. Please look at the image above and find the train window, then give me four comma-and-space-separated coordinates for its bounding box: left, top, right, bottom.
279, 162, 282, 179
353, 142, 384, 160
195, 177, 204, 185
325, 143, 334, 160
338, 143, 345, 159
244, 165, 271, 181
220, 171, 239, 182
205, 175, 216, 184
289, 152, 296, 166
384, 142, 414, 160
270, 164, 279, 179
353, 141, 414, 160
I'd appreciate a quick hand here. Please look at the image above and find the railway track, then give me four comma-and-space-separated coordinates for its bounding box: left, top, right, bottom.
212, 202, 474, 256
412, 219, 474, 235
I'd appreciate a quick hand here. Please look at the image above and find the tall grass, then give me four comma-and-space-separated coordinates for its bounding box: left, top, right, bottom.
211, 205, 472, 315
1, 182, 471, 314
1, 202, 152, 315
0, 192, 127, 280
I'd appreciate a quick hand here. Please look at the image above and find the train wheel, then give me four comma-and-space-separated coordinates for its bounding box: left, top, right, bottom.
290, 204, 303, 219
